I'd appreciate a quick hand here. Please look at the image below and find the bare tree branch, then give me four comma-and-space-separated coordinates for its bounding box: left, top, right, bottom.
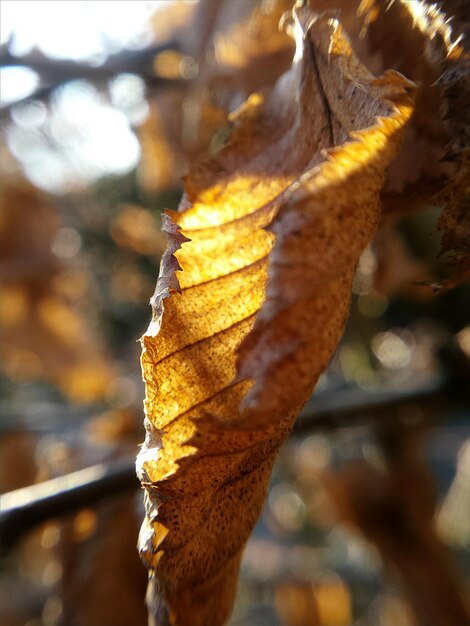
0, 41, 188, 116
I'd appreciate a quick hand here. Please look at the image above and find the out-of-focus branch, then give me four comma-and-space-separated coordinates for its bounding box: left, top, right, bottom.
0, 457, 138, 551
0, 41, 188, 116
296, 344, 470, 432
1, 364, 469, 551
296, 377, 448, 431
0, 42, 179, 81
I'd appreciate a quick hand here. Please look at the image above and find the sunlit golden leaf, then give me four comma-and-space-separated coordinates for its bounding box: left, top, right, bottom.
137, 5, 414, 625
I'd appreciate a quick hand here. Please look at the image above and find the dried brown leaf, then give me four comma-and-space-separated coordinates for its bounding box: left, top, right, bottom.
358, 0, 470, 286
298, 1, 469, 288
137, 6, 414, 626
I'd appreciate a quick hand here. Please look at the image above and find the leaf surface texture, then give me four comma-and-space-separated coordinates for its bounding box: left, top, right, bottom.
137, 7, 414, 625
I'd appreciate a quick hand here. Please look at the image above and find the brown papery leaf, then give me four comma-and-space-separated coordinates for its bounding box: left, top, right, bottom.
358, 0, 470, 286
137, 6, 414, 626
311, 1, 469, 287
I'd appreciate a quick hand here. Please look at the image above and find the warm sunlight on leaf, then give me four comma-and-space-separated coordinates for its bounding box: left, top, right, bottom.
136, 5, 414, 625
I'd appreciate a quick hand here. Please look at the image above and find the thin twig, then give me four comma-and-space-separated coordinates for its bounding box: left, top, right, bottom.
0, 457, 138, 550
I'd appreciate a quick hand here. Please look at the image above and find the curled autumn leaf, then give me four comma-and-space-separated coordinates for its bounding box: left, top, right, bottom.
357, 0, 470, 286
136, 5, 414, 626
261, 0, 470, 288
